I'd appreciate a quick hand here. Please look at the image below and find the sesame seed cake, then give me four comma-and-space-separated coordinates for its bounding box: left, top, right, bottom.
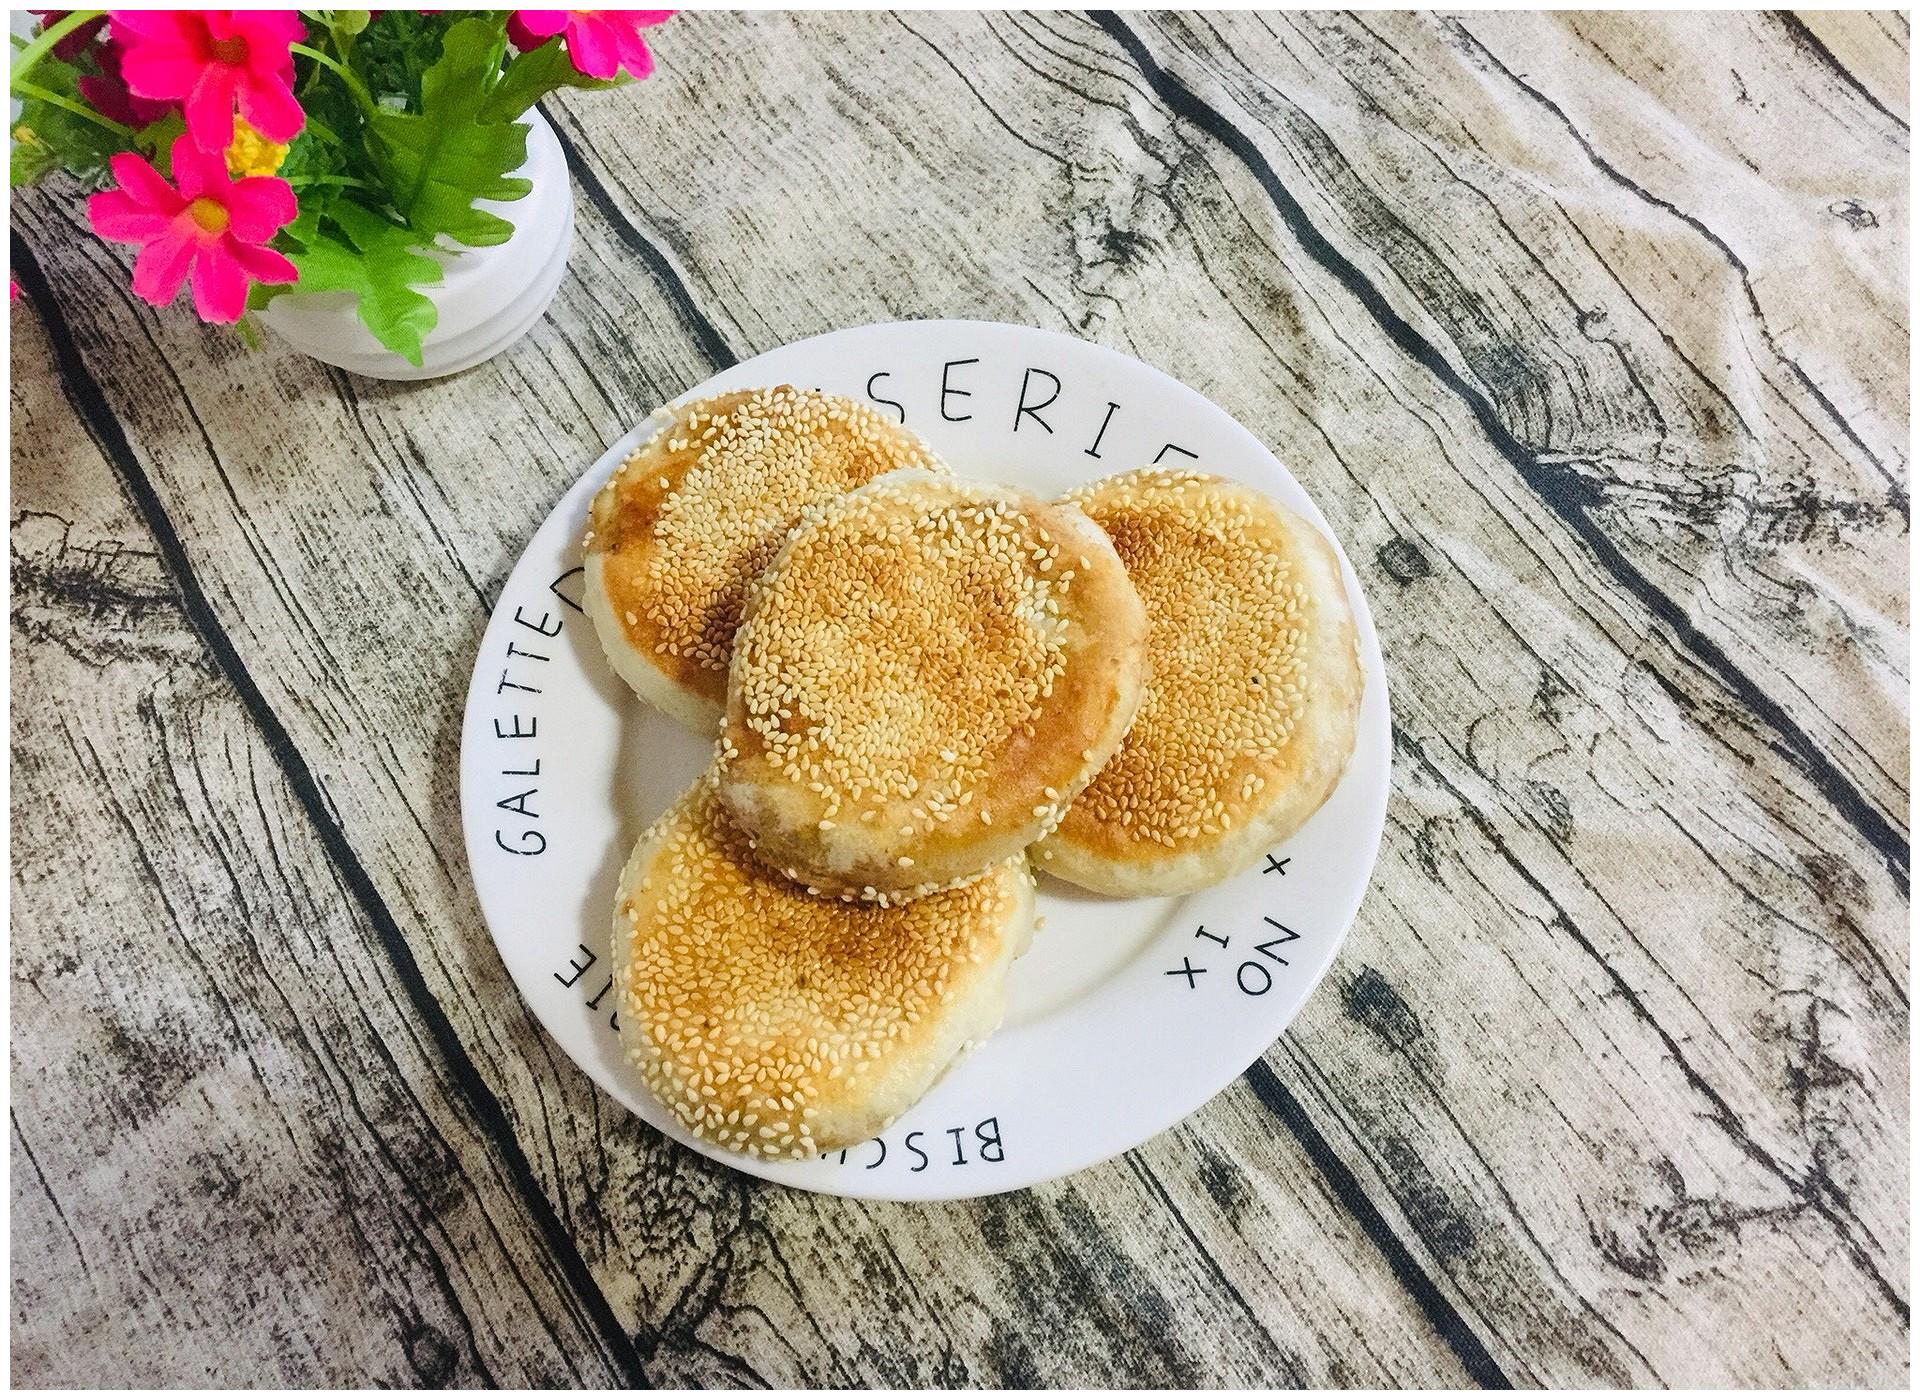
612, 775, 1036, 1157
1033, 469, 1363, 896
717, 469, 1149, 900
583, 387, 948, 733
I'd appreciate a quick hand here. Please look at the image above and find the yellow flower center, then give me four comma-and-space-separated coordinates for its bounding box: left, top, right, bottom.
224, 118, 288, 178
188, 198, 229, 235
211, 35, 248, 65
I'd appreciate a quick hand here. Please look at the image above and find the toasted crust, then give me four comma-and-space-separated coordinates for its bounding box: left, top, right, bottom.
611, 775, 1036, 1157
716, 470, 1149, 900
582, 388, 946, 734
1033, 469, 1362, 896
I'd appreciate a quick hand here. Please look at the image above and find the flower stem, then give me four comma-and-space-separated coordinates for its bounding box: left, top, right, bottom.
289, 41, 376, 115
11, 78, 133, 138
484, 25, 509, 88
9, 12, 137, 150
287, 173, 375, 190
8, 10, 102, 86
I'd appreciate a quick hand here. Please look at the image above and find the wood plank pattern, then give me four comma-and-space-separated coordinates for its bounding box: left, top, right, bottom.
9, 309, 639, 1388
10, 9, 1908, 1387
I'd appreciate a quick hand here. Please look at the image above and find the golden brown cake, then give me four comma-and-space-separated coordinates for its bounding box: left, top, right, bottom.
716, 470, 1149, 901
582, 387, 946, 732
1034, 468, 1362, 895
611, 776, 1036, 1157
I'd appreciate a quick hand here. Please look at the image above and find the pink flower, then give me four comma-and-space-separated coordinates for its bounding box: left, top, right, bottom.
508, 10, 672, 80
87, 137, 298, 323
78, 38, 177, 129
110, 10, 304, 151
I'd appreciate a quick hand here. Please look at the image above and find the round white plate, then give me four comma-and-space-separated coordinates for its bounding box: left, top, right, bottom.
460, 320, 1390, 1200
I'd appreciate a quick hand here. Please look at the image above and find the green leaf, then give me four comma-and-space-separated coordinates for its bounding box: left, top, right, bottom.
280, 200, 445, 365
481, 37, 622, 122
278, 181, 339, 249
9, 53, 123, 187
351, 9, 459, 109
277, 124, 347, 184
366, 17, 531, 249
133, 111, 185, 177
10, 128, 64, 188
297, 75, 371, 181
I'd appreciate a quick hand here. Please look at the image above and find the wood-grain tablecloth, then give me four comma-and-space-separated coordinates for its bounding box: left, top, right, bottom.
10, 10, 1908, 1386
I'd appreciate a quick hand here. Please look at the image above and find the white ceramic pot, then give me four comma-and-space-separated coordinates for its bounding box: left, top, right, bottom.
260, 109, 575, 381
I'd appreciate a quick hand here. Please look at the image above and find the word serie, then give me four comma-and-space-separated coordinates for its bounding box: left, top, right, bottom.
862, 358, 1200, 468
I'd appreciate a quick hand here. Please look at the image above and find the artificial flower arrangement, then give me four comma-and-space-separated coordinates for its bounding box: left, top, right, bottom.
10, 9, 670, 363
